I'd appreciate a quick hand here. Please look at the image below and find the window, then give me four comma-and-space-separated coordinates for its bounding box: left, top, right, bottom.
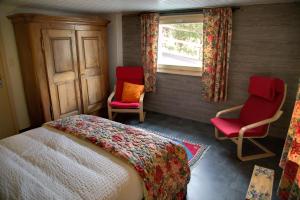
157, 14, 203, 76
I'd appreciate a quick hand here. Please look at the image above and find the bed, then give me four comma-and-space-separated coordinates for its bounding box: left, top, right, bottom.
0, 115, 190, 200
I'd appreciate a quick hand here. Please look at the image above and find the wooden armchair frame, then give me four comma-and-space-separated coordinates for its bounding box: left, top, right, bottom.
107, 86, 146, 122
215, 84, 287, 161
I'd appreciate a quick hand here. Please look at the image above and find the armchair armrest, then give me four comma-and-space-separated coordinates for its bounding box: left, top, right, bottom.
108, 91, 115, 103
107, 86, 116, 105
239, 110, 283, 136
216, 105, 244, 117
139, 92, 145, 105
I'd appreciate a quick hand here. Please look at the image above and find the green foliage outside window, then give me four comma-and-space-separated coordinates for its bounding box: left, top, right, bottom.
160, 23, 203, 59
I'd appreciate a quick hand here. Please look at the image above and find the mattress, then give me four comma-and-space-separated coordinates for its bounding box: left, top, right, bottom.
0, 127, 143, 200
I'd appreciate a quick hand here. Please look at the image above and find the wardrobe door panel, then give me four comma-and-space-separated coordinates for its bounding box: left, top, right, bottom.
86, 77, 102, 105
42, 29, 82, 119
77, 30, 106, 114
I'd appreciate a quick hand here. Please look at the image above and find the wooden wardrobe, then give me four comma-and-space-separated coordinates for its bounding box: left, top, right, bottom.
9, 14, 110, 127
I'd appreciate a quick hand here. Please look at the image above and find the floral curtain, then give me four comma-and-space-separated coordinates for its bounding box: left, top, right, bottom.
141, 13, 159, 92
201, 8, 232, 102
278, 80, 300, 199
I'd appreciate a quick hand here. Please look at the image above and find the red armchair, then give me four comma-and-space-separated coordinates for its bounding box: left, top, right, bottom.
211, 76, 287, 161
107, 66, 146, 122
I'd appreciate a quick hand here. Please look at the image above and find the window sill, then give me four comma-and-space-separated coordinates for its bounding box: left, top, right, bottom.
157, 65, 202, 77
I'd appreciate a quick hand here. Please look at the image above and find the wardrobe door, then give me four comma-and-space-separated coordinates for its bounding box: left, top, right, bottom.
42, 29, 82, 119
77, 30, 107, 114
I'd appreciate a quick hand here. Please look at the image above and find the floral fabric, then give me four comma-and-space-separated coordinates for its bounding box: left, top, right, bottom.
246, 165, 274, 200
44, 115, 190, 200
201, 8, 232, 102
141, 13, 159, 92
278, 81, 300, 199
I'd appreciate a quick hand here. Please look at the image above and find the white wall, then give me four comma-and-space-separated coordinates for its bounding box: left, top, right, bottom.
0, 29, 18, 138
102, 13, 123, 91
0, 3, 122, 130
0, 4, 30, 130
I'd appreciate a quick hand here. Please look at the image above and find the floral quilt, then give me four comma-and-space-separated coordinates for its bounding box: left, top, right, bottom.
278, 80, 300, 199
44, 115, 190, 200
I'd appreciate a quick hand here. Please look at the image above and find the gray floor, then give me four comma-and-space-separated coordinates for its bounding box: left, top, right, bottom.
115, 111, 284, 200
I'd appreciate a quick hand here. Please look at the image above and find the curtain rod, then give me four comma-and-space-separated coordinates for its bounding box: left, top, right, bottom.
159, 9, 203, 16
139, 6, 240, 16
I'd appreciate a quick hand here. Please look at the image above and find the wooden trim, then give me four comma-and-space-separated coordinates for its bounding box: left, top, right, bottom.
111, 109, 140, 113
107, 86, 115, 120
239, 111, 283, 136
30, 23, 52, 122
8, 13, 110, 26
214, 128, 228, 140
139, 93, 145, 122
236, 138, 275, 161
216, 104, 244, 117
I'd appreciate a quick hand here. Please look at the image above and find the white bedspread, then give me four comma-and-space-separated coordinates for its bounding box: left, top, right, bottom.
0, 127, 143, 200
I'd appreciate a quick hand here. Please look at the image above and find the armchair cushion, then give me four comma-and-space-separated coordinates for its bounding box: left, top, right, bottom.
115, 67, 144, 101
121, 82, 144, 103
211, 117, 267, 138
211, 77, 285, 139
240, 77, 285, 127
248, 76, 276, 101
110, 101, 140, 109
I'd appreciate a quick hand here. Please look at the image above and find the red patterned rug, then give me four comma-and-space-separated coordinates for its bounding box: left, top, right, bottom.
166, 137, 208, 168
136, 126, 209, 168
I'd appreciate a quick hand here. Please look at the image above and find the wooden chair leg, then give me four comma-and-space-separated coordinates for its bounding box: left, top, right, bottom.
215, 128, 227, 140
237, 135, 243, 160
139, 110, 145, 123
108, 106, 113, 120
236, 137, 275, 162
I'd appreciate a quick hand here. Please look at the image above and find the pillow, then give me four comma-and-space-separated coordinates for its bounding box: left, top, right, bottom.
121, 82, 144, 103
248, 76, 276, 101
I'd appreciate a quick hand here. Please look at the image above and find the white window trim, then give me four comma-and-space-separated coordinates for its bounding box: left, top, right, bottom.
157, 64, 202, 77
159, 14, 203, 24
157, 14, 203, 76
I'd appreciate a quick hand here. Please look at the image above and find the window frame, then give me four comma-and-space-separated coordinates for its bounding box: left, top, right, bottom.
157, 14, 203, 76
